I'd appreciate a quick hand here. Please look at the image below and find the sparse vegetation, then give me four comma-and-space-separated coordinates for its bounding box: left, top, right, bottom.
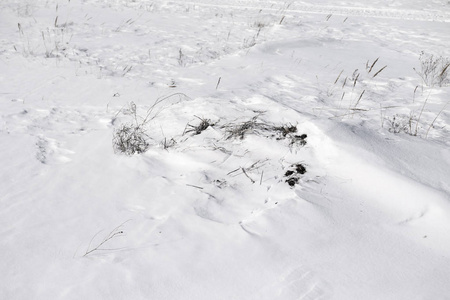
227, 160, 268, 184
114, 110, 307, 155
17, 2, 73, 59
325, 59, 386, 118
385, 113, 415, 134
83, 221, 129, 257
113, 122, 150, 155
222, 116, 307, 146
414, 52, 450, 87
113, 102, 150, 155
112, 94, 190, 155
183, 116, 215, 135
425, 101, 449, 138
224, 116, 263, 139
323, 55, 448, 140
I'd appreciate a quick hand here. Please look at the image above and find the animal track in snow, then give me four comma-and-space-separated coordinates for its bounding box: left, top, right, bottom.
278, 266, 331, 300
168, 0, 450, 22
36, 136, 73, 164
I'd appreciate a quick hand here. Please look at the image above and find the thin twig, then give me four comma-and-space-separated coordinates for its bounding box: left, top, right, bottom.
415, 88, 432, 136
353, 73, 359, 89
334, 70, 344, 84
186, 184, 204, 189
227, 168, 241, 176
83, 220, 130, 257
368, 57, 379, 73
413, 85, 418, 103
354, 90, 365, 107
242, 168, 255, 184
142, 93, 190, 124
426, 101, 449, 138
372, 65, 387, 78
216, 77, 221, 90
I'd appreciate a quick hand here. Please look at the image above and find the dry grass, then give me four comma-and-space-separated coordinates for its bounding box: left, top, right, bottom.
184, 116, 215, 135
414, 53, 450, 87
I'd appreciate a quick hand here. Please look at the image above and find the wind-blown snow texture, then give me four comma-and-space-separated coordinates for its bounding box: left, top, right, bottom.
1, 0, 450, 299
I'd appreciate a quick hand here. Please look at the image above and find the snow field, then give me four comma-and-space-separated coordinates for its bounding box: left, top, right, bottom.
1, 0, 450, 299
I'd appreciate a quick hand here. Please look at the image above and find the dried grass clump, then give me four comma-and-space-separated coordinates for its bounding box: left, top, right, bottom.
223, 116, 307, 147
113, 123, 149, 155
414, 53, 450, 87
112, 93, 189, 155
224, 116, 267, 139
184, 116, 215, 135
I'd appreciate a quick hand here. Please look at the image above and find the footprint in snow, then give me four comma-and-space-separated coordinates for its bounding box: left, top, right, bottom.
36, 136, 74, 164
277, 266, 332, 300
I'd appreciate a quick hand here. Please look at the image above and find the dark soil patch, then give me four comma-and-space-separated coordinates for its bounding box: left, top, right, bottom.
289, 134, 307, 147
284, 163, 306, 187
274, 125, 297, 137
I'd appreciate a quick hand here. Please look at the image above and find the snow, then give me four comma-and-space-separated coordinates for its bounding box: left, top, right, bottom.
1, 0, 450, 299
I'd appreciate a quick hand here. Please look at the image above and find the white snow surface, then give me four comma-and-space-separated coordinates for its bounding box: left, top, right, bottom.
1, 0, 450, 299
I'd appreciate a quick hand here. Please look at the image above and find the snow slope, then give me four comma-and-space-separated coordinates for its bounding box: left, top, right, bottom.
1, 0, 450, 299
